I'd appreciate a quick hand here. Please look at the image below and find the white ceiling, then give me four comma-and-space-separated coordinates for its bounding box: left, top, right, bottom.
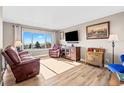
3, 6, 124, 29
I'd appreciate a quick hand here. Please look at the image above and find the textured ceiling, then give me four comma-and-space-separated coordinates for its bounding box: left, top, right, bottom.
3, 6, 124, 29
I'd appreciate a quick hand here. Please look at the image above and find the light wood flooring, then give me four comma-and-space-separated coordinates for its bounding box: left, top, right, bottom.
3, 58, 111, 86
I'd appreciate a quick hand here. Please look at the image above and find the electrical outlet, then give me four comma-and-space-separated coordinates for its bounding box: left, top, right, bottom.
105, 58, 110, 64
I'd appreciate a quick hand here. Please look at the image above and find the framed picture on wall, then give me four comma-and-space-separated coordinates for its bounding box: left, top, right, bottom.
86, 21, 110, 39
60, 32, 64, 40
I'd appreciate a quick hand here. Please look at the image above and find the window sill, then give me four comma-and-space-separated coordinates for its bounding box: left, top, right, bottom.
24, 48, 51, 51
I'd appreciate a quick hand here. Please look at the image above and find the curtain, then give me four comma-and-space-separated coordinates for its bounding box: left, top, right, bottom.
13, 25, 22, 47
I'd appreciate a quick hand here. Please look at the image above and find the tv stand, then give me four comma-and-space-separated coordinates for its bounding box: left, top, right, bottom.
61, 46, 80, 61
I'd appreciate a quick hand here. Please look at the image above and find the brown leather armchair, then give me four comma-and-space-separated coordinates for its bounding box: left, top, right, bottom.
1, 46, 40, 82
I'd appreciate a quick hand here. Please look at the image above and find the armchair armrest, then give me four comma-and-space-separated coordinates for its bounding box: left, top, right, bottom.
49, 48, 54, 51
18, 58, 40, 66
18, 50, 29, 55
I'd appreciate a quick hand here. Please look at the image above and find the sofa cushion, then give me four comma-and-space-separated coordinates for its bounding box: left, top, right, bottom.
20, 54, 34, 61
19, 53, 31, 59
5, 46, 21, 65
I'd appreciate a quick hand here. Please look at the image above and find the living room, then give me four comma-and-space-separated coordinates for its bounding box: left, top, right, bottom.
1, 6, 124, 86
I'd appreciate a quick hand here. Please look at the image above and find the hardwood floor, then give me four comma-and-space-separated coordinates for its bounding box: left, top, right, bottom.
3, 58, 110, 86
42, 64, 110, 86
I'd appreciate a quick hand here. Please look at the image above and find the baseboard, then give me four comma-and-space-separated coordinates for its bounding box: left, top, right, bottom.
80, 58, 85, 62
0, 81, 2, 86
104, 64, 108, 68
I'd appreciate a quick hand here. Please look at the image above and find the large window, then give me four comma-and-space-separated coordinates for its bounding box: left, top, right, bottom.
23, 32, 52, 49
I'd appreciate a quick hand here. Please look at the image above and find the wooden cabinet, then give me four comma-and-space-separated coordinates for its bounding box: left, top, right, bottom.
86, 48, 105, 67
62, 47, 80, 61
70, 47, 80, 61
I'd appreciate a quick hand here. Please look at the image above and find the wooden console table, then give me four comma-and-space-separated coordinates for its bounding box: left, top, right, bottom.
86, 48, 105, 67
61, 46, 80, 61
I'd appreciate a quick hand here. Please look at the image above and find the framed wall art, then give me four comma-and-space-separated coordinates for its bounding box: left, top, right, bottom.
86, 21, 110, 39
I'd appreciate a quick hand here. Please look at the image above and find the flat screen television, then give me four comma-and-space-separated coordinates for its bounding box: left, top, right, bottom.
65, 31, 78, 41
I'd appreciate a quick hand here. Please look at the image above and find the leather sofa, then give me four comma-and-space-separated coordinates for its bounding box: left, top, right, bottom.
1, 46, 40, 82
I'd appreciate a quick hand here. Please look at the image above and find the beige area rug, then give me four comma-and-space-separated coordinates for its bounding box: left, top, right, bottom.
40, 58, 81, 80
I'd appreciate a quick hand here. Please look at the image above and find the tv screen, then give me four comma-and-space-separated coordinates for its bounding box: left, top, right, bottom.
65, 31, 78, 41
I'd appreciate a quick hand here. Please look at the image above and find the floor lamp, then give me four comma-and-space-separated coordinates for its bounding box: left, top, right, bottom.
108, 34, 119, 64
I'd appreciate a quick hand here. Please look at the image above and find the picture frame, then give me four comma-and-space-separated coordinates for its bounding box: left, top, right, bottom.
86, 21, 110, 39
60, 32, 64, 40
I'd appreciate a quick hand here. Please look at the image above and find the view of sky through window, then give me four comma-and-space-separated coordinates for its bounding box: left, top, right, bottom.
23, 32, 52, 49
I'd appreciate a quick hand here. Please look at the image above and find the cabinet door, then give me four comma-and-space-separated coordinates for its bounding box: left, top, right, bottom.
70, 48, 76, 60
66, 49, 71, 58
94, 53, 103, 66
71, 48, 75, 53
86, 52, 103, 67
86, 52, 94, 63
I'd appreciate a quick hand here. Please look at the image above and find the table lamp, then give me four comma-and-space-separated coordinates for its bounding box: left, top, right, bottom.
15, 40, 22, 52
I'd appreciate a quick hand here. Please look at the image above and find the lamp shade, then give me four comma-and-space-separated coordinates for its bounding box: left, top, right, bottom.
15, 40, 22, 47
108, 34, 119, 42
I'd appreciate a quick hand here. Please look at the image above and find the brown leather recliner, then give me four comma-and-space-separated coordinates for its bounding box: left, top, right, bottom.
49, 44, 61, 58
1, 46, 40, 83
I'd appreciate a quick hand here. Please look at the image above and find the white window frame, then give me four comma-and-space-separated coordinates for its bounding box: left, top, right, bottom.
22, 27, 55, 50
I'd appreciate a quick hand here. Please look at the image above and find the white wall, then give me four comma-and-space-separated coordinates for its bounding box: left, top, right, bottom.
3, 22, 14, 48
0, 7, 3, 85
60, 12, 124, 64
0, 7, 3, 49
